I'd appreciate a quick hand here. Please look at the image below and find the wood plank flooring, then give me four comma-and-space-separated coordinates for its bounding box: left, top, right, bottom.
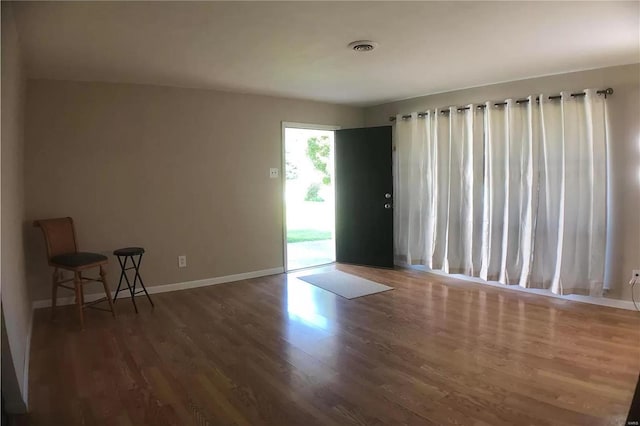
26, 264, 640, 425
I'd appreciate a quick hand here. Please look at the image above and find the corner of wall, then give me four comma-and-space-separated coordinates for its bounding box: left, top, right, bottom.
1, 1, 34, 412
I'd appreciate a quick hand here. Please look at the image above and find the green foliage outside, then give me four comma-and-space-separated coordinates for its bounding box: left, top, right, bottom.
287, 229, 332, 243
304, 183, 324, 202
285, 160, 298, 180
306, 136, 331, 185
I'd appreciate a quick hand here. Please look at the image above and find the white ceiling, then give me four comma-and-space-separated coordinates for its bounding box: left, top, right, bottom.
12, 1, 640, 106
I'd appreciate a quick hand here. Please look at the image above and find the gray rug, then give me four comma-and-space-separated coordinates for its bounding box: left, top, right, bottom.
298, 270, 393, 299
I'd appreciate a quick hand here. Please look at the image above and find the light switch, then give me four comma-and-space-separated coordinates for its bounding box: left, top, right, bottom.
269, 168, 279, 178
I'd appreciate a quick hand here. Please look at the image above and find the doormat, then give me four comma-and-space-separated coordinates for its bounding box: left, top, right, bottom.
298, 270, 393, 299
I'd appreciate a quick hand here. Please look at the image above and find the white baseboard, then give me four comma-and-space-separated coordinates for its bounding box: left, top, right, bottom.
22, 307, 33, 410
405, 264, 638, 311
32, 266, 285, 310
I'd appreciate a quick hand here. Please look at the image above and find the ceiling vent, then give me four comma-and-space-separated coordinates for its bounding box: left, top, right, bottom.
348, 40, 378, 52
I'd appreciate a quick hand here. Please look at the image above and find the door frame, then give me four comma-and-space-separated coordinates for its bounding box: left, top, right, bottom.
281, 122, 341, 272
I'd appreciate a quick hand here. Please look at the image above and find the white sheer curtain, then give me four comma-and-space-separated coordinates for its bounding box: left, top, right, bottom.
395, 89, 608, 296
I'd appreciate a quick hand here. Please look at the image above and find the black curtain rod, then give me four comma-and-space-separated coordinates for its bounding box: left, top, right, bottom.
389, 88, 613, 121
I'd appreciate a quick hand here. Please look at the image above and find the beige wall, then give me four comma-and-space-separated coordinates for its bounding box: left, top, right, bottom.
365, 64, 640, 301
1, 2, 31, 409
21, 65, 639, 303
24, 80, 363, 300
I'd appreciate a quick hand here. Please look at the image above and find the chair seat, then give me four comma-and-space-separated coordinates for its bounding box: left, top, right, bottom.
51, 252, 108, 267
113, 247, 145, 256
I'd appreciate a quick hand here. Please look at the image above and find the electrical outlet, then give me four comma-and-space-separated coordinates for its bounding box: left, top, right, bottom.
178, 255, 187, 268
269, 168, 279, 179
631, 269, 640, 284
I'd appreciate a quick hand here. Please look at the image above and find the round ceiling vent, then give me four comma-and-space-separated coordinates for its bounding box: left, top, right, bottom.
348, 40, 378, 52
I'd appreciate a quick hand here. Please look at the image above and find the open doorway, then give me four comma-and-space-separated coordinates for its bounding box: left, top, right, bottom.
283, 123, 337, 271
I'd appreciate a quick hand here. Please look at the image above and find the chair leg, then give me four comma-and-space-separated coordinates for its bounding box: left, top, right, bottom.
74, 272, 84, 329
133, 255, 153, 308
100, 266, 116, 318
51, 269, 58, 320
78, 272, 85, 306
113, 255, 126, 303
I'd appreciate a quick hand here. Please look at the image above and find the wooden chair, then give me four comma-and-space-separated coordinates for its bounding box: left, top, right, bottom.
33, 217, 115, 327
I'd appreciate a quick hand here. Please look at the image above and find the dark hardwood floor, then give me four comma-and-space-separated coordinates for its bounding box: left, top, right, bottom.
26, 264, 640, 425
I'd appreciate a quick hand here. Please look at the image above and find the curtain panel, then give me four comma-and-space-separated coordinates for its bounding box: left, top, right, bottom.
394, 89, 608, 296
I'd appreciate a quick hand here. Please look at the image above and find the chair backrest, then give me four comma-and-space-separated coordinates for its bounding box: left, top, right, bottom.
33, 217, 78, 262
